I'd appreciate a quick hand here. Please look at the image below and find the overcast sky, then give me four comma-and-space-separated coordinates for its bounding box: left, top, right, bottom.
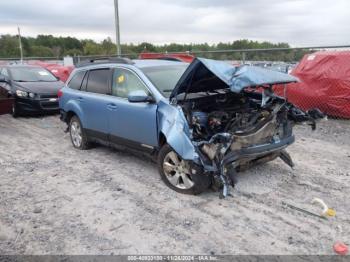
1, 0, 349, 46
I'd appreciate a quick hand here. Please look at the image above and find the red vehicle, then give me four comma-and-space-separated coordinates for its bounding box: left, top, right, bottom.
139, 52, 195, 63
28, 61, 74, 82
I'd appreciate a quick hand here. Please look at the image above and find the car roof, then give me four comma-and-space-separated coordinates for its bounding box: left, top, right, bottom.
133, 59, 188, 68
75, 59, 188, 71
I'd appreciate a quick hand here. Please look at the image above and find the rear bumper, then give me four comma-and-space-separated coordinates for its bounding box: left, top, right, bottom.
16, 97, 59, 114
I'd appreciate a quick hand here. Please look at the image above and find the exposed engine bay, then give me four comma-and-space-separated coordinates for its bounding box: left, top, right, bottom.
178, 88, 323, 198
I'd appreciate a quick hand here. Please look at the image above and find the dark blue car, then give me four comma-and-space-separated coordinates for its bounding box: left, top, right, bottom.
0, 65, 64, 117
59, 58, 319, 197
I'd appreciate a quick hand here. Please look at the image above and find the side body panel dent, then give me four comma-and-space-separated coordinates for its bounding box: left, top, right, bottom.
157, 101, 198, 161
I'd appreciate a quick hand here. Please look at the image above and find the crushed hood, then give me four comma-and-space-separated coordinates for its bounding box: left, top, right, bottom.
170, 58, 298, 100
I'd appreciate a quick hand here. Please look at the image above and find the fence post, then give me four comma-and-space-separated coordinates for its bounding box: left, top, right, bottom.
242, 52, 246, 64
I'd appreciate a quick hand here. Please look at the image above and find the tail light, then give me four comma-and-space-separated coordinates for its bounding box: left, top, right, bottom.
58, 89, 63, 98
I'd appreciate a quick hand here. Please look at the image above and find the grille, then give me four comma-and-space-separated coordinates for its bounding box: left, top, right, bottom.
40, 101, 59, 109
39, 94, 58, 99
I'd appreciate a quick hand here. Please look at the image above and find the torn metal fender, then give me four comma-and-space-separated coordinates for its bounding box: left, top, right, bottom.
157, 101, 199, 161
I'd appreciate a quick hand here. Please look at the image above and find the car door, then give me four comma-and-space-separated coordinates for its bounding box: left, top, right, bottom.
108, 67, 158, 149
79, 68, 113, 141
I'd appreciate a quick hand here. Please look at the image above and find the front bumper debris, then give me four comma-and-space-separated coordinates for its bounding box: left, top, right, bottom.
218, 135, 295, 198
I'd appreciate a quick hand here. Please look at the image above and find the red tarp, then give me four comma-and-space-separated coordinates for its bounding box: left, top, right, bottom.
275, 51, 350, 118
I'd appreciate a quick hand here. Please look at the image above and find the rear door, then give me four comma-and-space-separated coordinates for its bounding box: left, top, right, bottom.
79, 68, 113, 140
107, 67, 158, 149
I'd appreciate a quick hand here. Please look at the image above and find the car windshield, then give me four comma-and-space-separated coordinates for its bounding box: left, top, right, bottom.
141, 64, 188, 97
9, 67, 58, 82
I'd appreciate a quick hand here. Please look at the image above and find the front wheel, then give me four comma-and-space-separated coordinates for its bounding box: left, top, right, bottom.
69, 116, 90, 150
11, 101, 18, 118
157, 144, 211, 195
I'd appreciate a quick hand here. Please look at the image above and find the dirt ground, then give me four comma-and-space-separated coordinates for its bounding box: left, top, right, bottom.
0, 114, 349, 255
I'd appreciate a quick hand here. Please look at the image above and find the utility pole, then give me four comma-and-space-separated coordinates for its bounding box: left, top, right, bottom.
114, 0, 121, 56
18, 27, 23, 63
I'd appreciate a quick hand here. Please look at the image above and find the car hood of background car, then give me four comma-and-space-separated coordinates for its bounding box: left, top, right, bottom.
169, 58, 298, 100
14, 81, 64, 94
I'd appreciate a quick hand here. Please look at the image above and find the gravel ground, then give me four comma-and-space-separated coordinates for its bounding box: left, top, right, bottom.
0, 114, 349, 255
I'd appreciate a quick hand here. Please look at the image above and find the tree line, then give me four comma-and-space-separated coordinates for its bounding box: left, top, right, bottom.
0, 34, 308, 62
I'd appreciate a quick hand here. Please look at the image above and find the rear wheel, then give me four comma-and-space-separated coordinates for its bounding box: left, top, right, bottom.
69, 116, 89, 150
158, 144, 211, 195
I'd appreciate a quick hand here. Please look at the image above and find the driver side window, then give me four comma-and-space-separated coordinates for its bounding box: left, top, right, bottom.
112, 68, 149, 99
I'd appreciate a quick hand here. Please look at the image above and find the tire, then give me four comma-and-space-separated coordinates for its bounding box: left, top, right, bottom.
157, 144, 211, 195
69, 115, 90, 150
12, 101, 18, 118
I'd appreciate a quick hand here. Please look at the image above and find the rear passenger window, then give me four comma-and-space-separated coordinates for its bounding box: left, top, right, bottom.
86, 69, 110, 95
68, 71, 86, 90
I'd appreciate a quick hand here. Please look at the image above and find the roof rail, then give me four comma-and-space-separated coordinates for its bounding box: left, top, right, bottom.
156, 57, 183, 62
76, 57, 134, 68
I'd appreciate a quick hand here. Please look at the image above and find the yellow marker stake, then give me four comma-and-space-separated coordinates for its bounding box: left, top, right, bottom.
326, 208, 336, 217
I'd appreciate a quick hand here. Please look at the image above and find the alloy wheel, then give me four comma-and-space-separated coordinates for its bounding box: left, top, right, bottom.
162, 151, 194, 190
70, 120, 83, 148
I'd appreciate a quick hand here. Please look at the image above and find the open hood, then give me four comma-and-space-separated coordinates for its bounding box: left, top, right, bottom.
170, 58, 298, 100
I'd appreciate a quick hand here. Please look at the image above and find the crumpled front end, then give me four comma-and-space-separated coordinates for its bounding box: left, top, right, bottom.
180, 91, 321, 197
163, 58, 324, 197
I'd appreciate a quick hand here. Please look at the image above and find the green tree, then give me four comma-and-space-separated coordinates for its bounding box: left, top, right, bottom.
0, 35, 21, 58
64, 48, 83, 56
30, 46, 54, 57
83, 40, 104, 55
101, 37, 117, 55
0, 33, 307, 62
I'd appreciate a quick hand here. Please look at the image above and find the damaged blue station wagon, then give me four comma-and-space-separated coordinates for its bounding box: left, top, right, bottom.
59, 58, 321, 197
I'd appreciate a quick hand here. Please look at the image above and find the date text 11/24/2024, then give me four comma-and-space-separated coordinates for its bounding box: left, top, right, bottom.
127, 255, 218, 261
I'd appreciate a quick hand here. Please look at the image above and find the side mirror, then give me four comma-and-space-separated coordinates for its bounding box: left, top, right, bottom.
0, 75, 8, 83
128, 90, 154, 103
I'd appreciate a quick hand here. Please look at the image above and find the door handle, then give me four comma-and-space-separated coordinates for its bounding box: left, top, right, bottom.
77, 97, 83, 102
107, 103, 118, 110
